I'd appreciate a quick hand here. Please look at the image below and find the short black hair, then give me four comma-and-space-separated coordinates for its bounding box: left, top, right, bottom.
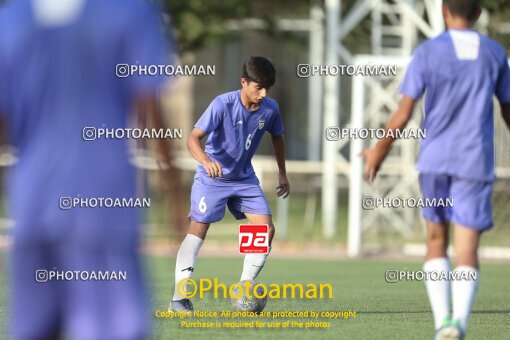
444, 0, 480, 20
242, 56, 276, 89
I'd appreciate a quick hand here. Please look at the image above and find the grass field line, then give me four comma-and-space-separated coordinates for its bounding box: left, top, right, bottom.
141, 241, 348, 260
141, 240, 510, 262
2, 235, 510, 262
141, 241, 510, 262
404, 243, 510, 260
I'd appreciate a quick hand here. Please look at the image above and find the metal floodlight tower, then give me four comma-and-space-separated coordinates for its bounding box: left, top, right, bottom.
321, 0, 445, 250
322, 0, 341, 239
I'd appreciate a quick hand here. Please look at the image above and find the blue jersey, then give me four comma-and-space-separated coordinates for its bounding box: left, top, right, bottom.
400, 29, 510, 182
194, 90, 284, 183
0, 0, 167, 247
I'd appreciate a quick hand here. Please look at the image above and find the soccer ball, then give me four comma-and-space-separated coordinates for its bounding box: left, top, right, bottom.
231, 280, 267, 313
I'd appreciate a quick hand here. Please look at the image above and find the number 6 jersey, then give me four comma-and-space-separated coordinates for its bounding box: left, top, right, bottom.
194, 90, 284, 184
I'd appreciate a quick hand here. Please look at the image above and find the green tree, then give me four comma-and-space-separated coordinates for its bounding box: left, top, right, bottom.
162, 0, 311, 52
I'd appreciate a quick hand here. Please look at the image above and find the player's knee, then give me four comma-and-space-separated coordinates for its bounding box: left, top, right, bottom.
454, 243, 478, 260
268, 222, 275, 236
455, 250, 478, 268
267, 222, 275, 244
426, 236, 447, 252
426, 231, 447, 257
188, 221, 210, 240
427, 228, 447, 244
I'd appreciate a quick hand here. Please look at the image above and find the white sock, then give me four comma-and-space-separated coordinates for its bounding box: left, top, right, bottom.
452, 266, 479, 333
423, 257, 451, 330
172, 234, 204, 301
240, 247, 271, 281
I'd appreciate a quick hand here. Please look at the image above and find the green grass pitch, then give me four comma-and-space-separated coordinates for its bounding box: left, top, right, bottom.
1, 254, 509, 339
148, 256, 510, 340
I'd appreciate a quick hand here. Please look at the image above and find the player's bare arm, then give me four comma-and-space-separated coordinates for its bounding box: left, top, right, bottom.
136, 94, 188, 229
361, 95, 416, 182
501, 103, 510, 131
136, 94, 172, 168
271, 134, 290, 198
187, 127, 222, 178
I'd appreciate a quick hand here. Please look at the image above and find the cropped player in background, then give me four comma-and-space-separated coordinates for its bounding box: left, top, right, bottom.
0, 0, 170, 338
171, 56, 289, 311
361, 0, 510, 339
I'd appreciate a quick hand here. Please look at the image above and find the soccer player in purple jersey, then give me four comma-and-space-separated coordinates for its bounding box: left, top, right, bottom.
362, 1, 510, 339
0, 0, 170, 338
171, 56, 290, 311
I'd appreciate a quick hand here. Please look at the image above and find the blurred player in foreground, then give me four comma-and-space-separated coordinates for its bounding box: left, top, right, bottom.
0, 0, 170, 338
361, 0, 510, 339
171, 56, 289, 311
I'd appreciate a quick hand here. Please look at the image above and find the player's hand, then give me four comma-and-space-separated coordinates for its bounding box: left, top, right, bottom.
202, 160, 223, 178
360, 144, 389, 182
276, 173, 290, 199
